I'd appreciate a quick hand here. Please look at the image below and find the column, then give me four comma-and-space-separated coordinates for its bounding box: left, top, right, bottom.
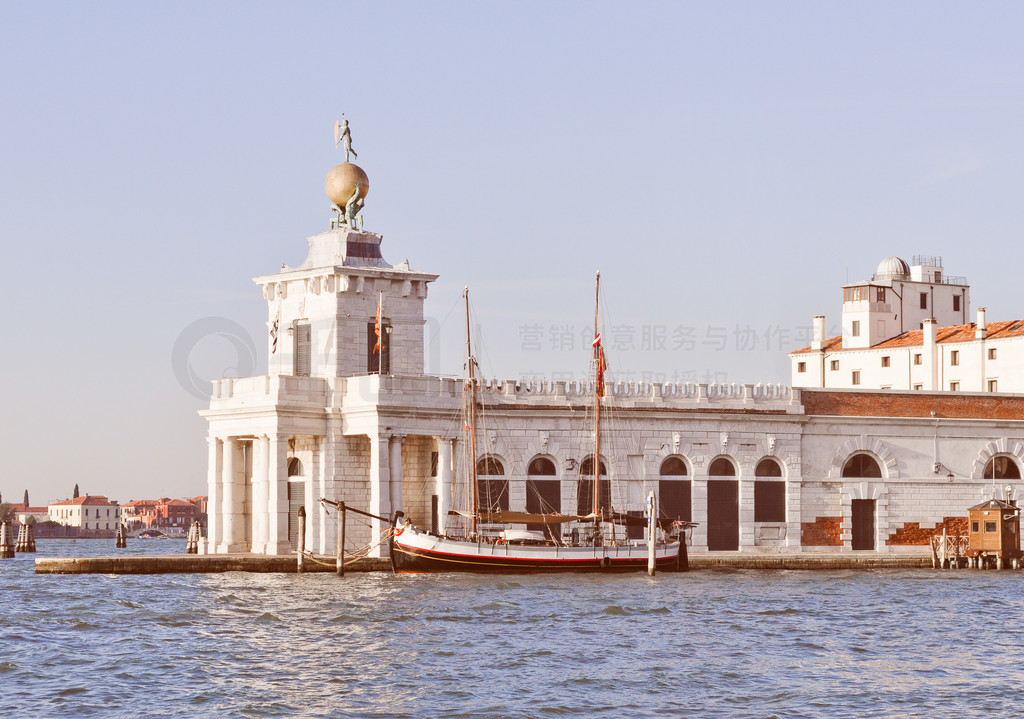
389, 435, 404, 515
221, 437, 245, 552
204, 436, 222, 554
436, 437, 453, 535
252, 435, 270, 554
266, 434, 290, 555
368, 434, 392, 557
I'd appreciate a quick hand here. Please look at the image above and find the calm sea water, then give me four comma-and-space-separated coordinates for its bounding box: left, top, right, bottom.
2, 540, 1024, 718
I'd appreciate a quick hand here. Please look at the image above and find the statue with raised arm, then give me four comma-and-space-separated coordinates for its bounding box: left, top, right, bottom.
334, 116, 358, 163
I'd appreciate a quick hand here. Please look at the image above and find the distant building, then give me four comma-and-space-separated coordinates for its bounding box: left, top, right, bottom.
16, 506, 49, 525
121, 497, 198, 530
48, 495, 120, 531
792, 256, 1024, 392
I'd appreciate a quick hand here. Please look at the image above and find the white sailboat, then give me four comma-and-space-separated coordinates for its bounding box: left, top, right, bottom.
390, 274, 688, 573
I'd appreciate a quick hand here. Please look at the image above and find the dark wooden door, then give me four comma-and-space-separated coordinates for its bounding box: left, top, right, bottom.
707, 480, 739, 551
852, 499, 875, 550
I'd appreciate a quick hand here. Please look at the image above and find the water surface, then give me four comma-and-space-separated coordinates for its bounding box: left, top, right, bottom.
3, 540, 1023, 717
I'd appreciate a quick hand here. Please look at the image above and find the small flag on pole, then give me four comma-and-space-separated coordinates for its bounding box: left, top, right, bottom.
596, 346, 608, 396
592, 332, 602, 348
373, 293, 382, 354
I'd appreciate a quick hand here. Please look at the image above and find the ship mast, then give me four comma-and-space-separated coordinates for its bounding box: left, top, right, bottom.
593, 271, 601, 519
464, 287, 479, 538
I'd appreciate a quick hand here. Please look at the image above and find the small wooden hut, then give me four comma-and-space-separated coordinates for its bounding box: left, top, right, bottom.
968, 498, 1021, 568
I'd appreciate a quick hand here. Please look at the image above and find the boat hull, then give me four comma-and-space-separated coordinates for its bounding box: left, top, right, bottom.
391, 526, 681, 573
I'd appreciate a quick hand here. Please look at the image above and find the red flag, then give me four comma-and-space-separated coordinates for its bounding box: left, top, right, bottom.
592, 332, 602, 347
373, 294, 382, 354
596, 346, 608, 397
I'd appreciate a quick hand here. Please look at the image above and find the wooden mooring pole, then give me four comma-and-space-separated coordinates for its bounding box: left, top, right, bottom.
647, 491, 656, 577
336, 501, 346, 578
296, 506, 306, 574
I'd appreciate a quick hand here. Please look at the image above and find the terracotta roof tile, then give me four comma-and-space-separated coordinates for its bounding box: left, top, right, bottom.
792, 318, 1024, 354
49, 494, 117, 507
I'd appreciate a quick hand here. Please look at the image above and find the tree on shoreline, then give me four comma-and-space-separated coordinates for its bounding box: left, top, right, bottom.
73, 484, 80, 500
24, 489, 29, 507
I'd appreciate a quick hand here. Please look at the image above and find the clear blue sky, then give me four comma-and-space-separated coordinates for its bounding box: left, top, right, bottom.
3, 2, 1024, 506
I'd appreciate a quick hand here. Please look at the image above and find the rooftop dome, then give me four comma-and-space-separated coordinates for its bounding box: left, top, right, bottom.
875, 256, 910, 281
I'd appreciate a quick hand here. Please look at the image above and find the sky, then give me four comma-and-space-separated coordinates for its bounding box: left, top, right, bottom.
3, 2, 1024, 506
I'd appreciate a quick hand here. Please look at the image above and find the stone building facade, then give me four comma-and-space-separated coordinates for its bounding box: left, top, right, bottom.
200, 188, 1024, 558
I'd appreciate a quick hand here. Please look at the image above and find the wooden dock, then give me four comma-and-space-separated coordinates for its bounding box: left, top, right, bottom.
34, 552, 932, 575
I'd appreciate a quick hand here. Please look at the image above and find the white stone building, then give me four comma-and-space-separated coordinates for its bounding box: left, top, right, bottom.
791, 256, 1024, 392
200, 164, 1024, 557
48, 495, 121, 531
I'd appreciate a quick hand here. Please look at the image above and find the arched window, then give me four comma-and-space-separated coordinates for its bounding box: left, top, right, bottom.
709, 457, 736, 476
527, 456, 560, 532
842, 454, 882, 478
754, 458, 784, 522
984, 455, 1021, 480
476, 456, 508, 513
476, 457, 505, 476
287, 457, 303, 477
659, 457, 691, 523
527, 457, 557, 476
577, 456, 610, 514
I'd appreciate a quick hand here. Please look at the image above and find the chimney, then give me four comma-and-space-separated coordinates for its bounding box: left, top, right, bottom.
923, 318, 938, 391
976, 307, 987, 339
812, 315, 826, 351
923, 318, 937, 347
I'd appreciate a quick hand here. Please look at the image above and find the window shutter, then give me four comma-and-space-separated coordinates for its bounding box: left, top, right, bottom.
294, 323, 311, 376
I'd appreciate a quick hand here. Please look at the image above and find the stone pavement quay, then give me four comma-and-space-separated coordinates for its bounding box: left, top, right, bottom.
34, 554, 389, 574
34, 552, 932, 574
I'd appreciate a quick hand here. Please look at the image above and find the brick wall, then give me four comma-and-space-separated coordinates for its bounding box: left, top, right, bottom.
802, 390, 1024, 419
887, 516, 969, 545
801, 516, 842, 546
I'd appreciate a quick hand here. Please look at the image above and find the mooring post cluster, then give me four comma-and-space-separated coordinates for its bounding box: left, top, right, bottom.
0, 522, 14, 558
115, 522, 127, 549
15, 522, 36, 553
185, 521, 201, 554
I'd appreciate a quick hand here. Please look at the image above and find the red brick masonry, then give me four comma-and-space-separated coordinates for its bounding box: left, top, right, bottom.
887, 517, 969, 546
801, 390, 1024, 420
801, 516, 842, 546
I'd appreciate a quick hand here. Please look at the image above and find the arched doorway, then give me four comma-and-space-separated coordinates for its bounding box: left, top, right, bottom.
707, 457, 738, 551
476, 456, 509, 513
526, 456, 559, 535
842, 453, 882, 550
576, 457, 610, 515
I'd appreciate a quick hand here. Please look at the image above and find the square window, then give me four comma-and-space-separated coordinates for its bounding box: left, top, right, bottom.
852, 371, 861, 385
953, 295, 961, 312
950, 350, 959, 366
830, 360, 839, 371
989, 348, 997, 360
881, 356, 890, 368
985, 521, 997, 533
797, 361, 806, 373
949, 381, 960, 391
913, 384, 923, 390
875, 287, 886, 302
988, 379, 998, 392
851, 321, 860, 337
972, 521, 979, 533
754, 481, 785, 522
920, 292, 928, 309
913, 353, 922, 365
